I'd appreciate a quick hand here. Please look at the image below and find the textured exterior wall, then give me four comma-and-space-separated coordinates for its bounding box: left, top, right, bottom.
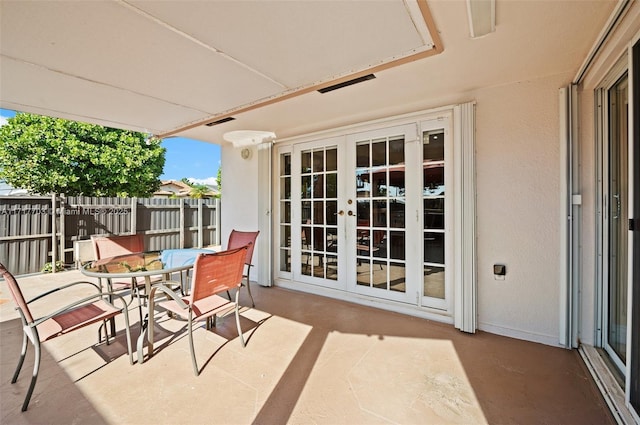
221, 143, 261, 276
474, 73, 573, 345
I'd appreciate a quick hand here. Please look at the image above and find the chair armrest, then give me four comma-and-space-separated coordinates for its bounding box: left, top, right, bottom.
148, 283, 188, 310
27, 280, 102, 304
30, 291, 128, 328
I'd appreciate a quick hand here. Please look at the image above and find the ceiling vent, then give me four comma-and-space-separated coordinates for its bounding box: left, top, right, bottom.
205, 117, 236, 127
317, 74, 376, 94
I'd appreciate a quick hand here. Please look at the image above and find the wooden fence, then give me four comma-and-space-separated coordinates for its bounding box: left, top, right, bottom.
0, 195, 221, 276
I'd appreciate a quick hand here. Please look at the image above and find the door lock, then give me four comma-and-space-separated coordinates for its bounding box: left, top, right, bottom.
335, 210, 345, 216
348, 210, 354, 216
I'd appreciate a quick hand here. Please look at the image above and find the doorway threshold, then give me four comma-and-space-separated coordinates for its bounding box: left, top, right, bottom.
579, 344, 636, 424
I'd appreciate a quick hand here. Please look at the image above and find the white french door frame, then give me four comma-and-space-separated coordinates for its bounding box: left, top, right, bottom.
271, 103, 476, 329
290, 137, 346, 289
418, 116, 453, 311
345, 123, 420, 305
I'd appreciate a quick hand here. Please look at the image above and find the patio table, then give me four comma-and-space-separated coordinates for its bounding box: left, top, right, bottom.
81, 248, 216, 362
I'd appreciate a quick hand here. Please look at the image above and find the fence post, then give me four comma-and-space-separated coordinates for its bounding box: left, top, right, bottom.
59, 195, 65, 267
179, 200, 185, 249
131, 197, 137, 234
215, 198, 221, 246
198, 199, 203, 248
51, 193, 57, 273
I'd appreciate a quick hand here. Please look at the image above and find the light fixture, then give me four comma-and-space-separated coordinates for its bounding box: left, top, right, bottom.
466, 0, 495, 38
223, 130, 276, 148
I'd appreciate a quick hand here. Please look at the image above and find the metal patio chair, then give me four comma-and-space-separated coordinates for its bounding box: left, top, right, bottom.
1, 262, 133, 412
91, 233, 146, 297
227, 230, 259, 307
144, 247, 248, 376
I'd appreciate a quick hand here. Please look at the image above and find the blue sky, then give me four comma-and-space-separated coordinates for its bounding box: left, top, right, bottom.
0, 109, 220, 185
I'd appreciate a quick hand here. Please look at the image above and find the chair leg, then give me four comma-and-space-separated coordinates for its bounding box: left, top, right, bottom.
235, 291, 245, 347
22, 339, 41, 411
121, 306, 133, 365
244, 277, 255, 308
11, 332, 28, 384
188, 311, 199, 376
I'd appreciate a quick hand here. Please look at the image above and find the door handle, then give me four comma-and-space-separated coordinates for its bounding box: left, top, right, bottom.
348, 210, 354, 216
613, 194, 620, 219
335, 210, 345, 216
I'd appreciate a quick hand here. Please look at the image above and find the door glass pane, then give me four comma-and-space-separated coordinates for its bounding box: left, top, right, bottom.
357, 144, 369, 168
299, 146, 339, 281
313, 150, 324, 172
301, 151, 311, 173
389, 263, 405, 292
326, 148, 337, 171
373, 170, 387, 197
424, 266, 445, 299
281, 153, 291, 176
373, 200, 387, 227
326, 173, 338, 198
389, 231, 405, 260
389, 137, 404, 165
423, 129, 446, 300
326, 201, 338, 225
424, 233, 444, 264
356, 171, 370, 198
281, 200, 291, 223
301, 176, 311, 199
423, 130, 444, 161
313, 175, 324, 198
279, 153, 292, 273
313, 201, 324, 225
372, 139, 386, 166
607, 73, 629, 365
424, 166, 444, 195
354, 135, 406, 294
424, 198, 444, 229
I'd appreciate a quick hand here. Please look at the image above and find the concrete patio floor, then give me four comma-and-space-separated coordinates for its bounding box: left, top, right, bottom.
1, 270, 613, 425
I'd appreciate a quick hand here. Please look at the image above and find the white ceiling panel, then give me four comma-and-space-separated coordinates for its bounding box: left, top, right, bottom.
130, 0, 433, 88
0, 0, 617, 144
1, 1, 285, 114
0, 57, 208, 134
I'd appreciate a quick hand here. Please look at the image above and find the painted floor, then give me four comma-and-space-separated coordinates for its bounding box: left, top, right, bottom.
1, 270, 613, 424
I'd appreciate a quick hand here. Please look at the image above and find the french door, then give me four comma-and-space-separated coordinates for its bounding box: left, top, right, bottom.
277, 117, 451, 311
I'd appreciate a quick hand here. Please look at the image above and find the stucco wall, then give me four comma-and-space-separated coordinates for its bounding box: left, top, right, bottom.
473, 73, 572, 345
221, 143, 261, 277
222, 72, 577, 346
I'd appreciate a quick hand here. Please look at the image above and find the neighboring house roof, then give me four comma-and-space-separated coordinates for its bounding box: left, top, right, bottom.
153, 180, 218, 198
0, 182, 29, 196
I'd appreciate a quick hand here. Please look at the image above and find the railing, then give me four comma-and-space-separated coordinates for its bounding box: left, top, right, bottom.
0, 195, 221, 276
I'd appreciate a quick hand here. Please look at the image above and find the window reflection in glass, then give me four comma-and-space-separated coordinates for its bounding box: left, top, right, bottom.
372, 139, 386, 166
424, 233, 445, 264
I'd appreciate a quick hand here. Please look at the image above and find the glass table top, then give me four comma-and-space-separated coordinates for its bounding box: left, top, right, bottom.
82, 248, 216, 278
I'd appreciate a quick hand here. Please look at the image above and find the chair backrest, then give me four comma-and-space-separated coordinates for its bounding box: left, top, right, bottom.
227, 230, 259, 265
92, 233, 144, 260
0, 263, 34, 323
190, 247, 247, 303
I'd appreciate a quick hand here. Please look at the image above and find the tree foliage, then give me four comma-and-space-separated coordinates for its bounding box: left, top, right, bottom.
180, 177, 213, 199
216, 167, 222, 198
0, 113, 165, 197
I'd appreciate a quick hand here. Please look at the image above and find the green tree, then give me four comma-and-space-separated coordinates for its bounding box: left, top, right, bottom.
216, 167, 221, 198
189, 183, 211, 199
180, 177, 213, 199
0, 113, 165, 197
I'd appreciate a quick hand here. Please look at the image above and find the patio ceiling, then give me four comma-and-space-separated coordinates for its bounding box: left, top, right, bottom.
0, 0, 616, 145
